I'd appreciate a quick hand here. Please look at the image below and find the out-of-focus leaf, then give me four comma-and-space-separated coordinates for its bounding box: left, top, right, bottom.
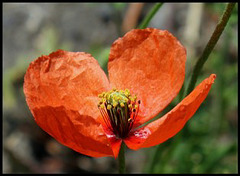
3, 70, 16, 109
201, 142, 236, 172
35, 25, 72, 55
3, 56, 31, 109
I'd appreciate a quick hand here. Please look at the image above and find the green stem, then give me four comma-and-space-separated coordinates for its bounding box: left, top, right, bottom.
138, 3, 163, 29
118, 142, 126, 173
186, 3, 236, 96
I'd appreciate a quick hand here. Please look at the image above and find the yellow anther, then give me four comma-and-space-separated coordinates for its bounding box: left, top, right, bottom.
124, 89, 130, 97
129, 95, 137, 102
106, 93, 110, 100
112, 101, 118, 107
100, 104, 105, 109
133, 95, 137, 101
123, 97, 128, 102
102, 98, 106, 103
102, 92, 107, 98
120, 102, 125, 107
112, 94, 118, 101
134, 104, 138, 109
128, 118, 133, 122
98, 88, 139, 111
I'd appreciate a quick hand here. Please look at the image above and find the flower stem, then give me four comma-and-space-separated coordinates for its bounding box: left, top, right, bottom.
186, 3, 236, 95
118, 142, 126, 173
138, 3, 163, 29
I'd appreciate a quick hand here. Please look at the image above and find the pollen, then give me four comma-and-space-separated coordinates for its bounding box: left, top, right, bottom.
120, 102, 125, 107
134, 104, 138, 109
100, 104, 105, 109
107, 105, 112, 110
112, 101, 118, 107
124, 89, 130, 97
97, 88, 141, 139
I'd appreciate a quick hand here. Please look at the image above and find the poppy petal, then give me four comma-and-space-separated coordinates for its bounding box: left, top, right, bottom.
23, 49, 113, 157
108, 28, 186, 125
106, 134, 122, 159
124, 74, 216, 150
99, 119, 123, 158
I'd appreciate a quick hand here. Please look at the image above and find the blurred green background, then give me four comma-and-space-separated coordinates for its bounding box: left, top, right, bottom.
3, 3, 238, 174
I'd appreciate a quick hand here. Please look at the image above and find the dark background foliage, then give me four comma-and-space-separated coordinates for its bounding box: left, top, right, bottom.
3, 3, 238, 173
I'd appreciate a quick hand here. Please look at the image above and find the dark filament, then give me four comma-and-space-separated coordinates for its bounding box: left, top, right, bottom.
98, 101, 140, 139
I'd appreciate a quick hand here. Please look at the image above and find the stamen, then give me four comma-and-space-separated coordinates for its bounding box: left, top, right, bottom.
97, 88, 140, 139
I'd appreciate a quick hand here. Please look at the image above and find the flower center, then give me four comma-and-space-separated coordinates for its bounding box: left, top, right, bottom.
98, 88, 140, 139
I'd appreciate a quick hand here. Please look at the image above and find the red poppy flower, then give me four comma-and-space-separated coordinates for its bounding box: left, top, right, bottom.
23, 28, 216, 158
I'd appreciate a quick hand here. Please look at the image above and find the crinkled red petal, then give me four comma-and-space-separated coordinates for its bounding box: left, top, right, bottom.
24, 49, 113, 157
124, 74, 216, 150
108, 28, 186, 125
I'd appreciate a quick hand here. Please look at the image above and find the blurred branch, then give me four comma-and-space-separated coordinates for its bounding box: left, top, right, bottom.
186, 3, 236, 96
122, 3, 144, 33
138, 3, 163, 29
